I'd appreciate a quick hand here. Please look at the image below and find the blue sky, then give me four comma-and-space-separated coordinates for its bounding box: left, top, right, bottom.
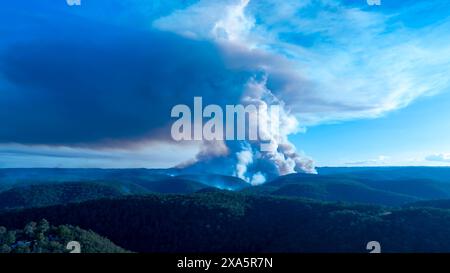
0, 0, 449, 171
295, 89, 450, 166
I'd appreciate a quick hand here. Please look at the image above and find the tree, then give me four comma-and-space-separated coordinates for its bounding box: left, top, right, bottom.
37, 219, 50, 234
4, 231, 16, 245
24, 222, 37, 239
58, 225, 71, 241
0, 244, 11, 253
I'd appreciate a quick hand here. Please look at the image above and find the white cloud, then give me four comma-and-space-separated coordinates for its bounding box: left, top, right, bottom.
154, 0, 255, 43
0, 142, 200, 168
345, 155, 391, 166
153, 0, 450, 127
426, 153, 450, 163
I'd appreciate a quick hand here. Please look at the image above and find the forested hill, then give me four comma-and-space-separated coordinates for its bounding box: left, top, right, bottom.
0, 219, 129, 253
0, 182, 125, 210
1, 192, 450, 253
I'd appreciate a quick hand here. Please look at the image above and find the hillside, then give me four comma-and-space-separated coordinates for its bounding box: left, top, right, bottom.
359, 179, 450, 200
405, 199, 450, 210
0, 219, 128, 253
136, 178, 210, 194
0, 169, 244, 197
1, 192, 450, 252
4, 168, 450, 208
317, 167, 450, 182
245, 173, 419, 206
0, 178, 217, 209
0, 168, 173, 188
175, 174, 250, 191
0, 182, 125, 210
240, 170, 450, 206
2, 168, 450, 253
269, 183, 417, 206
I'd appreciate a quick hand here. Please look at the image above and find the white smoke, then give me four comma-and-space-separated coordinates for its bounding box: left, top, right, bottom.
166, 0, 316, 183
234, 148, 277, 185
228, 75, 316, 183
234, 149, 253, 181
250, 172, 266, 186
181, 74, 316, 185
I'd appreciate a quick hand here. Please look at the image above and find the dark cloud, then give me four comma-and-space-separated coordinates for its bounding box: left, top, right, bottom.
0, 16, 251, 146
0, 1, 317, 178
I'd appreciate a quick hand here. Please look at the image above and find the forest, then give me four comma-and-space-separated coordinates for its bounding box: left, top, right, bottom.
1, 167, 450, 252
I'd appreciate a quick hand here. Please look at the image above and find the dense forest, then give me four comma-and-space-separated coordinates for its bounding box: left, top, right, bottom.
1, 168, 450, 253
0, 182, 124, 210
1, 191, 450, 252
244, 172, 450, 206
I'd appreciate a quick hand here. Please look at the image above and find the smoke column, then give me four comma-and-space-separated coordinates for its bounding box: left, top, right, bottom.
180, 75, 316, 184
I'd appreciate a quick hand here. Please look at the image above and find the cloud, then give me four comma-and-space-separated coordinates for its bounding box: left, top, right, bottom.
426, 154, 450, 163
153, 0, 450, 177
154, 0, 450, 126
154, 0, 255, 44
345, 155, 391, 166
1, 0, 450, 177
0, 14, 250, 146
0, 1, 318, 179
0, 142, 199, 168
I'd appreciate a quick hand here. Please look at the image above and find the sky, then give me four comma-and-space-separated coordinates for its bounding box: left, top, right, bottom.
0, 0, 449, 171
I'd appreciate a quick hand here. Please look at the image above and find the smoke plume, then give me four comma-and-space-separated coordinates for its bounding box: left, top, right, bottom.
181, 75, 316, 183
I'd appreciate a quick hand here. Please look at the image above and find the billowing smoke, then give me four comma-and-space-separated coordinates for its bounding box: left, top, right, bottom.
163, 0, 316, 183
180, 75, 316, 184
235, 150, 253, 182
0, 0, 316, 181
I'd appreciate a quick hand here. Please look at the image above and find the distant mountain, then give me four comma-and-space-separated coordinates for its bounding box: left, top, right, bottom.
317, 167, 450, 183
0, 182, 126, 210
0, 178, 223, 209
0, 219, 128, 253
0, 168, 249, 193
3, 167, 450, 186
0, 168, 174, 188
2, 192, 450, 252
175, 174, 250, 191
136, 178, 210, 194
245, 173, 419, 206
4, 167, 450, 208
270, 183, 418, 206
242, 170, 450, 206
405, 199, 450, 210
358, 179, 450, 200
0, 169, 250, 199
